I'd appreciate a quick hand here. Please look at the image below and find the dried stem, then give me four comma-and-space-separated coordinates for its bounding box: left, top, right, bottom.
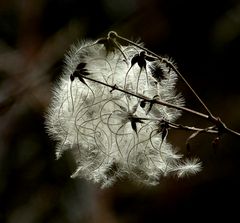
80, 74, 208, 118
111, 31, 214, 118
78, 73, 240, 137
103, 31, 240, 138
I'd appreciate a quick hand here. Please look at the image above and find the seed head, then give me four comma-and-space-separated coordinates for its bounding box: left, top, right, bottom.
45, 36, 201, 188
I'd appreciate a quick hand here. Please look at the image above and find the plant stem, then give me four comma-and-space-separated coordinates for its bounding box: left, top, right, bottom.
80, 74, 208, 119
112, 31, 214, 118
78, 73, 240, 138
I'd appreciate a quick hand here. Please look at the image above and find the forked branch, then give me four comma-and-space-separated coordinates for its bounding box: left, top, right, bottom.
77, 72, 240, 137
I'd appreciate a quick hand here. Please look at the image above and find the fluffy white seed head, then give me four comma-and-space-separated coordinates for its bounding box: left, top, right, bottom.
45, 37, 201, 188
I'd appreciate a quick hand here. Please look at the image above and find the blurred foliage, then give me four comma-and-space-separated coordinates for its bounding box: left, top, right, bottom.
0, 0, 240, 222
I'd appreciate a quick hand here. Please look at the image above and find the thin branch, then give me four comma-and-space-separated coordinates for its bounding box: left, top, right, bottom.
167, 122, 218, 134
110, 31, 214, 118
79, 74, 209, 119
77, 73, 240, 138
130, 116, 219, 134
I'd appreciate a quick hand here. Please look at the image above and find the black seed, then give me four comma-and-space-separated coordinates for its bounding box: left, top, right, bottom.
70, 74, 75, 81
140, 100, 146, 108
76, 62, 87, 70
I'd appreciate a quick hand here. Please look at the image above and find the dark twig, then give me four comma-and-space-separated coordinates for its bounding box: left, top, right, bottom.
110, 31, 214, 118
77, 72, 240, 137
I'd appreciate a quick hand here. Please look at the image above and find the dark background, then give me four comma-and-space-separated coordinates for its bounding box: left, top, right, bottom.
0, 0, 240, 222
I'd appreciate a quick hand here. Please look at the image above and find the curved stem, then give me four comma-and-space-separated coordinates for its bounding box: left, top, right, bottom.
113, 31, 214, 117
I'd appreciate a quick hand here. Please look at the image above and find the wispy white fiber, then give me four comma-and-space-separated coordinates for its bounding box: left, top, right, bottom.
45, 39, 201, 188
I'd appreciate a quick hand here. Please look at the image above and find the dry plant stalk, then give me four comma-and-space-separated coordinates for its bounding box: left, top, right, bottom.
45, 31, 240, 188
